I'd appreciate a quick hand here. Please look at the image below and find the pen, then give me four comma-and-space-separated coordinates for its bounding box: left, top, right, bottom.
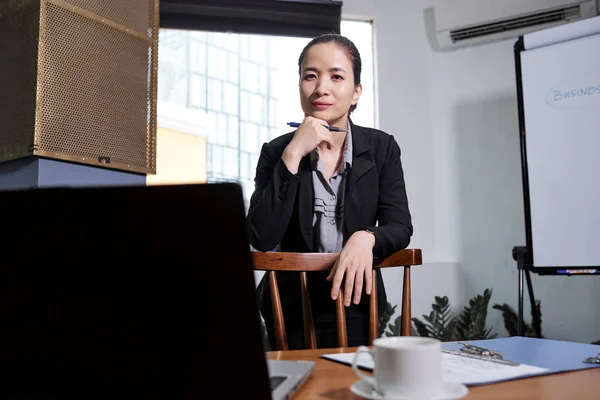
442, 349, 520, 366
287, 121, 348, 132
556, 269, 600, 275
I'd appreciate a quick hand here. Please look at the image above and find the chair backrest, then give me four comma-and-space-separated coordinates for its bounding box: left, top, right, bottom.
252, 249, 422, 350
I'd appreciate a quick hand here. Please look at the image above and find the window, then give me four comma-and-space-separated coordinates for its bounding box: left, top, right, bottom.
153, 21, 375, 208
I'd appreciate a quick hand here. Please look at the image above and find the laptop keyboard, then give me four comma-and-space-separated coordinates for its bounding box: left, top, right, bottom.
269, 376, 287, 391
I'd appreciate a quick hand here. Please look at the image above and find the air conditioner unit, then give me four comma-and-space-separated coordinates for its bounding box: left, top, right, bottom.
424, 0, 598, 51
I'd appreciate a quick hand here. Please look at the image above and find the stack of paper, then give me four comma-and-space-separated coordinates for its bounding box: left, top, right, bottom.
322, 352, 548, 386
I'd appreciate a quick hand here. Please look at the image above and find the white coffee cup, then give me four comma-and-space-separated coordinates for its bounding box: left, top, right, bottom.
352, 336, 442, 398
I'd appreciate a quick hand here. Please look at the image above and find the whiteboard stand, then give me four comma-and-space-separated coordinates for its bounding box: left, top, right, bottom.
513, 36, 536, 338
512, 246, 530, 337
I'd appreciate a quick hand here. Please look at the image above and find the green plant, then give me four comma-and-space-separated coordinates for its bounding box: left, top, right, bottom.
411, 296, 457, 341
383, 288, 547, 341
492, 301, 543, 338
378, 302, 397, 337
411, 289, 497, 341
455, 288, 498, 340
591, 340, 600, 345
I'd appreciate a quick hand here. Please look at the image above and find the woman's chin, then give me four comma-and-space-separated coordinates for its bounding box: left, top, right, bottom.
306, 111, 347, 126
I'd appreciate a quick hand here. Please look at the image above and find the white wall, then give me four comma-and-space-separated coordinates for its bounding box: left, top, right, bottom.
343, 0, 600, 342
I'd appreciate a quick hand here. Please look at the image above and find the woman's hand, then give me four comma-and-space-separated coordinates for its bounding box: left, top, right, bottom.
282, 116, 333, 174
326, 230, 376, 306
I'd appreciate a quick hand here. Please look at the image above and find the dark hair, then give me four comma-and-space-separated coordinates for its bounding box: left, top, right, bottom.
298, 33, 362, 113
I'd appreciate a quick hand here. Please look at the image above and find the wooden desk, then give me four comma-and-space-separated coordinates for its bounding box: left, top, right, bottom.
267, 347, 600, 399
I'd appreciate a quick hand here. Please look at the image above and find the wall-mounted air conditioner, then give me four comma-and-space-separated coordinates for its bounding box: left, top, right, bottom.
424, 0, 598, 51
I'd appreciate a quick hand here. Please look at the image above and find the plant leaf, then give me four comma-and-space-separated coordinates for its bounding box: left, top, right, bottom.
378, 302, 397, 337
531, 300, 543, 338
411, 295, 458, 341
492, 301, 544, 339
413, 289, 503, 342
385, 315, 403, 337
455, 289, 494, 340
412, 317, 431, 338
492, 303, 522, 336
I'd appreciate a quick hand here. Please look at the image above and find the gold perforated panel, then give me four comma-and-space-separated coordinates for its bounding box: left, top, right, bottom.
0, 0, 157, 173
60, 0, 155, 37
0, 0, 40, 162
34, 0, 157, 173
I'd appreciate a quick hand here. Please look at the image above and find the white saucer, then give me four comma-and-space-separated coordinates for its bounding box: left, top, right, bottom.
350, 380, 468, 400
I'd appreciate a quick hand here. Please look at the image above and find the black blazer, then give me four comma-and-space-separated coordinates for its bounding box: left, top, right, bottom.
247, 121, 413, 331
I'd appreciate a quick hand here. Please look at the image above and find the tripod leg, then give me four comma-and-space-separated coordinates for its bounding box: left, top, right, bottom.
518, 267, 524, 336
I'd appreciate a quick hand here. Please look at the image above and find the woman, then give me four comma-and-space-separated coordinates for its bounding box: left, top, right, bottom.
247, 33, 412, 349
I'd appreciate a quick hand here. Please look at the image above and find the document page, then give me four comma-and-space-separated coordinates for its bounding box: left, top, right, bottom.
322, 352, 550, 386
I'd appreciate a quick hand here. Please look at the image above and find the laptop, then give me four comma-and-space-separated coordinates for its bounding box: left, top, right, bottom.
0, 182, 313, 399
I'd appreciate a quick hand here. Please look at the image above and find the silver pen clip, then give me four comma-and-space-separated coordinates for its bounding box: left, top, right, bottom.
442, 348, 520, 366
459, 342, 503, 359
442, 343, 520, 366
583, 353, 600, 364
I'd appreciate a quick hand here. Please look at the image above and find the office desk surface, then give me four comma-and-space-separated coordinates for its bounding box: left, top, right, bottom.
267, 347, 600, 399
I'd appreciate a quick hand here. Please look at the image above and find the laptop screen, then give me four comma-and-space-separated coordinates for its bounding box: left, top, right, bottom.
0, 183, 272, 399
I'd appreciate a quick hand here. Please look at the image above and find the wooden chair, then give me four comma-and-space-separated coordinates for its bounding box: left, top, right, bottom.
252, 249, 422, 350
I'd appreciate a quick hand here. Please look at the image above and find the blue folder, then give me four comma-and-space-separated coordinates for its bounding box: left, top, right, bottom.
320, 337, 600, 387
444, 336, 600, 381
